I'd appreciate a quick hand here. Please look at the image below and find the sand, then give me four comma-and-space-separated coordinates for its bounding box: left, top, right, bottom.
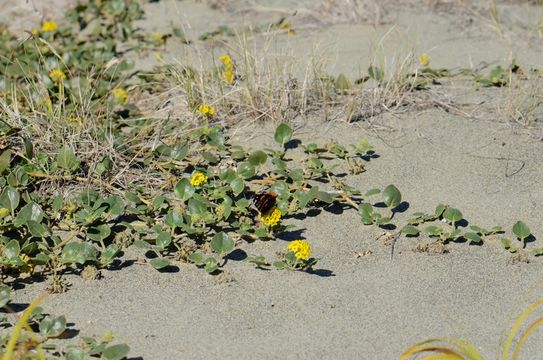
3, 1, 543, 359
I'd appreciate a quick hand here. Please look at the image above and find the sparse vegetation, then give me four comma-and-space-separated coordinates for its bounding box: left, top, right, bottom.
1, 0, 543, 358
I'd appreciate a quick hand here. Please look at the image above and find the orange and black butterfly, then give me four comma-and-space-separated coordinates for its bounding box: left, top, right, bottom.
252, 191, 277, 214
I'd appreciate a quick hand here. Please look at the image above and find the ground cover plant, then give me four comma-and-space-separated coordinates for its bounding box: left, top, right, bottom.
1, 0, 543, 358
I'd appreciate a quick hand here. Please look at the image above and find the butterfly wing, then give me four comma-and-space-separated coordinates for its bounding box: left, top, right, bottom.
253, 192, 277, 214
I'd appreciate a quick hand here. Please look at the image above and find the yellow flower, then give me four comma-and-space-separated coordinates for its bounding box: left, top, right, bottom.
219, 54, 235, 84
419, 53, 430, 67
151, 32, 165, 45
219, 54, 232, 68
112, 87, 128, 104
190, 172, 208, 186
259, 206, 281, 227
287, 240, 312, 260
19, 254, 34, 275
49, 68, 66, 83
41, 20, 58, 33
196, 104, 216, 117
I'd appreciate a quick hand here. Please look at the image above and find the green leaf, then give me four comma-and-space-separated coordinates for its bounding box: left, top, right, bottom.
211, 232, 234, 255
133, 240, 152, 250
149, 258, 170, 270
204, 258, 219, 273
358, 203, 373, 225
52, 194, 63, 213
165, 211, 184, 229
443, 207, 463, 225
155, 231, 171, 249
364, 188, 380, 196
169, 143, 188, 161
188, 253, 204, 264
0, 150, 10, 175
273, 261, 286, 269
56, 146, 80, 172
368, 65, 384, 82
0, 186, 20, 212
424, 226, 442, 237
246, 256, 268, 267
65, 347, 85, 360
188, 198, 206, 215
103, 344, 130, 360
202, 151, 219, 164
315, 191, 334, 204
512, 220, 531, 241
530, 249, 543, 256
100, 244, 120, 266
274, 123, 293, 145
174, 178, 195, 201
237, 162, 255, 179
39, 315, 66, 338
464, 232, 482, 244
230, 178, 244, 195
335, 73, 351, 90
500, 238, 518, 253
434, 204, 446, 217
220, 168, 237, 182
87, 224, 111, 242
401, 225, 419, 236
0, 285, 10, 308
4, 240, 20, 261
14, 202, 44, 227
27, 220, 50, 238
382, 184, 401, 209
248, 150, 267, 166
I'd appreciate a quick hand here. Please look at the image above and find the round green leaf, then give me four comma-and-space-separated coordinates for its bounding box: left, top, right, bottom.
365, 188, 381, 196
512, 220, 531, 241
237, 162, 255, 179
103, 344, 130, 360
274, 123, 293, 145
174, 178, 195, 201
211, 232, 234, 255
464, 232, 482, 244
0, 186, 19, 212
4, 240, 20, 261
87, 224, 111, 242
156, 231, 172, 249
401, 225, 420, 236
0, 285, 10, 308
424, 226, 442, 237
188, 198, 206, 215
56, 146, 80, 172
443, 207, 463, 225
248, 150, 267, 166
383, 184, 401, 209
230, 178, 245, 195
149, 258, 170, 270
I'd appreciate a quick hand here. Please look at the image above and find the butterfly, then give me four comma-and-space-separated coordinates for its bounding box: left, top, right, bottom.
252, 191, 277, 214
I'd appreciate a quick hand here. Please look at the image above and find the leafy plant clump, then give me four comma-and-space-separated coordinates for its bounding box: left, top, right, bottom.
0, 286, 129, 359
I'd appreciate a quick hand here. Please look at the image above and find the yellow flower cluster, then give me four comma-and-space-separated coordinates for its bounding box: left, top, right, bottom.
112, 87, 129, 104
196, 104, 216, 117
259, 206, 281, 227
41, 20, 58, 33
190, 172, 208, 186
287, 240, 312, 260
219, 54, 234, 84
49, 68, 66, 83
419, 53, 430, 67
